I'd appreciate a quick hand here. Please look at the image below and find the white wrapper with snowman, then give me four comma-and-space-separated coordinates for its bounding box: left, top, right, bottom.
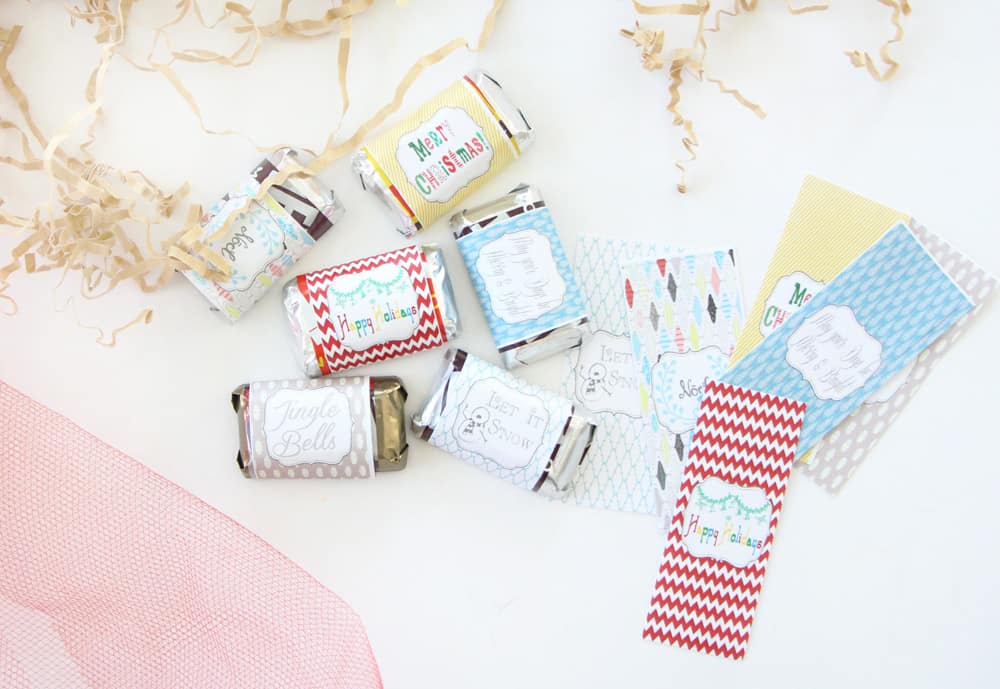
412, 349, 597, 495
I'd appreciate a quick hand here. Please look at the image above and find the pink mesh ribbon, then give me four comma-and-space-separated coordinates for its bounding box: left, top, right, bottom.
0, 381, 383, 689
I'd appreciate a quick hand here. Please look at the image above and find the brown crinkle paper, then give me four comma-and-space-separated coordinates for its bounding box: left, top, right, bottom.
0, 0, 911, 342
621, 0, 911, 193
0, 0, 503, 343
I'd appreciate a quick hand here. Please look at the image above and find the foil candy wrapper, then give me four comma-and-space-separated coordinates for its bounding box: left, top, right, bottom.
232, 376, 408, 479
353, 69, 533, 237
283, 244, 461, 376
451, 183, 590, 368
182, 148, 345, 322
412, 349, 597, 495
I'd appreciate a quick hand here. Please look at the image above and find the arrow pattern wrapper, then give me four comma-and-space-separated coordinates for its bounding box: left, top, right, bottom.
451, 184, 590, 369
802, 220, 997, 492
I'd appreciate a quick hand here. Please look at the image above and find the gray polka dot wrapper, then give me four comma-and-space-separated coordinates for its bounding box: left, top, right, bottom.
232, 376, 408, 479
802, 220, 996, 493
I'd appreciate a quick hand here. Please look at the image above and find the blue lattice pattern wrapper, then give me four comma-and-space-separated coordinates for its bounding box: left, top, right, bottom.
720, 222, 975, 458
412, 349, 598, 495
181, 148, 345, 322
451, 184, 590, 368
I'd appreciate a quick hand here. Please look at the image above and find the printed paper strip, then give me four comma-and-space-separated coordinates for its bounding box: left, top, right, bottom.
719, 223, 974, 458
732, 175, 908, 363
802, 220, 997, 491
643, 380, 806, 659
621, 250, 744, 519
560, 236, 677, 514
732, 175, 907, 465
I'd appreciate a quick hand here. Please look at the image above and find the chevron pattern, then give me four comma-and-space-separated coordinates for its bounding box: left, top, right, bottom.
643, 380, 806, 659
294, 246, 449, 374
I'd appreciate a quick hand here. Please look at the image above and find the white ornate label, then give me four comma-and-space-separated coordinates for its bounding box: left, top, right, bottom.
263, 388, 353, 466
785, 304, 883, 401
395, 106, 493, 203
652, 346, 728, 434
760, 272, 825, 337
326, 263, 420, 351
863, 358, 916, 405
682, 477, 772, 567
452, 377, 550, 469
475, 229, 567, 324
573, 330, 641, 417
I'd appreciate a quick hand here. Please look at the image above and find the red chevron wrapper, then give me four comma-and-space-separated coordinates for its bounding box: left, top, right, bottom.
284, 245, 459, 375
642, 380, 806, 659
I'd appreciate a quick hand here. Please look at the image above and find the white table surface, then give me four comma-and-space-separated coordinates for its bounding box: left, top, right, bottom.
2, 2, 998, 687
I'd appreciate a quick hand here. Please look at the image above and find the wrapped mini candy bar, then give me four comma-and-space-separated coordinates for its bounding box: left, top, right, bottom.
283, 245, 461, 376
412, 349, 597, 495
182, 148, 344, 321
353, 69, 533, 237
232, 376, 408, 479
451, 184, 590, 368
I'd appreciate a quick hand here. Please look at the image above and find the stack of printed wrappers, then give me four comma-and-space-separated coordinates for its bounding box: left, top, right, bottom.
560, 176, 995, 659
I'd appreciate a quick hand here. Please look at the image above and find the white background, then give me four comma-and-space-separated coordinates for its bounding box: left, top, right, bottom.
1, 2, 998, 687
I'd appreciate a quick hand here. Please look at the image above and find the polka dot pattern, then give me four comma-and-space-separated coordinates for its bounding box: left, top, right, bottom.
243, 377, 375, 479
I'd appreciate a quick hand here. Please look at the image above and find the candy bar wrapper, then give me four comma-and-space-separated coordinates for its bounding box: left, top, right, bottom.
643, 381, 807, 660
353, 70, 533, 236
560, 236, 677, 514
283, 245, 460, 376
802, 219, 996, 492
720, 223, 974, 458
233, 376, 408, 479
621, 250, 744, 522
412, 349, 597, 496
451, 184, 589, 368
731, 176, 904, 466
182, 148, 344, 322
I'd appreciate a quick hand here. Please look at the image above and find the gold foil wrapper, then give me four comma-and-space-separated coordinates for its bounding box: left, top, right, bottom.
353, 69, 533, 237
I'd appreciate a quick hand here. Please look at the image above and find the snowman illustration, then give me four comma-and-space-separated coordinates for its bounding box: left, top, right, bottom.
581, 363, 611, 401
458, 406, 491, 443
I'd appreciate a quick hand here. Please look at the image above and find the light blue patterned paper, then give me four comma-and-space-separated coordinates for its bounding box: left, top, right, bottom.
721, 223, 974, 457
560, 236, 680, 514
456, 207, 587, 351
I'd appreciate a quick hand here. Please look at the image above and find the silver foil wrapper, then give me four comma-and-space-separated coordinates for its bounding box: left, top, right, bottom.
182, 148, 344, 322
451, 183, 590, 368
412, 349, 597, 495
283, 244, 460, 376
232, 376, 408, 479
352, 69, 534, 237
